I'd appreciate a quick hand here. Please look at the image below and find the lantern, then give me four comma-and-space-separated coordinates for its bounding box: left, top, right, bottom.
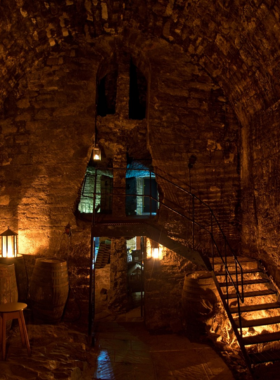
93, 146, 101, 161
0, 227, 18, 258
146, 240, 163, 260
151, 248, 159, 259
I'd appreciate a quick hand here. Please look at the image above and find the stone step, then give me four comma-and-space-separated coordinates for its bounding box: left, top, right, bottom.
235, 315, 280, 328
230, 302, 280, 314
243, 331, 280, 346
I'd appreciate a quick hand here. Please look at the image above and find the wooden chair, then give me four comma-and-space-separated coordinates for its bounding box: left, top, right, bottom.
0, 302, 31, 360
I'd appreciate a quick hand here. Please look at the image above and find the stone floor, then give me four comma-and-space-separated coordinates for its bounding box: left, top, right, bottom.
94, 321, 236, 380
0, 323, 97, 380
0, 316, 244, 380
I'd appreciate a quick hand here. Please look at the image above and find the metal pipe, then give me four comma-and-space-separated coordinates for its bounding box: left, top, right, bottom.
238, 296, 242, 337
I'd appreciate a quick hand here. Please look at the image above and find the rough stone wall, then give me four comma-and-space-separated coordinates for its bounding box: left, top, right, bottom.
112, 150, 127, 217
95, 263, 110, 317
144, 247, 192, 333
0, 14, 242, 260
0, 44, 99, 254
1, 0, 279, 126
0, 43, 101, 328
148, 45, 241, 252
242, 103, 280, 277
182, 271, 235, 348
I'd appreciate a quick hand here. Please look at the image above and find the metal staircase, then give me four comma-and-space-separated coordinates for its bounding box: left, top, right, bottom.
214, 255, 280, 376
81, 165, 280, 376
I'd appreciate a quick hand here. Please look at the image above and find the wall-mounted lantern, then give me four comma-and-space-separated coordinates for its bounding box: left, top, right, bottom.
151, 246, 163, 260
93, 146, 101, 161
151, 248, 159, 259
0, 227, 18, 258
146, 239, 163, 260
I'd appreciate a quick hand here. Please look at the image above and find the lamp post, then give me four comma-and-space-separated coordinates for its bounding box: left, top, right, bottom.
0, 228, 18, 258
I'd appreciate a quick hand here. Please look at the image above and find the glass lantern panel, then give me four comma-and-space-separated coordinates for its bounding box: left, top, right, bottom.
2, 236, 16, 257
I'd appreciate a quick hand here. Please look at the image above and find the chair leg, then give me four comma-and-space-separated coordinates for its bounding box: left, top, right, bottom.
19, 311, 31, 356
2, 314, 6, 360
17, 312, 26, 347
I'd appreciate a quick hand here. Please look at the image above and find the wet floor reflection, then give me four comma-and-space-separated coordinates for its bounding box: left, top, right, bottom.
94, 349, 115, 380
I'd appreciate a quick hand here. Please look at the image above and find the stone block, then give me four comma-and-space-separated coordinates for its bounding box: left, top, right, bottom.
0, 195, 10, 205
17, 98, 30, 109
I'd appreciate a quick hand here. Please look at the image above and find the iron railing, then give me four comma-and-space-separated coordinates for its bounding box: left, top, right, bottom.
82, 166, 244, 337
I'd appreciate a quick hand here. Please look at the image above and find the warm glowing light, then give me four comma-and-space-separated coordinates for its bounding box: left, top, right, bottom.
0, 228, 18, 258
152, 248, 159, 259
93, 147, 101, 161
146, 238, 152, 258
159, 244, 163, 259
146, 238, 164, 260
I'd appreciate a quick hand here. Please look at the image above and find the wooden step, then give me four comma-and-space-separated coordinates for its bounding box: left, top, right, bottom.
219, 279, 269, 287
213, 257, 258, 272
223, 289, 276, 299
235, 315, 280, 328
243, 331, 280, 345
230, 302, 280, 314
215, 269, 262, 276
213, 256, 257, 264
249, 350, 280, 365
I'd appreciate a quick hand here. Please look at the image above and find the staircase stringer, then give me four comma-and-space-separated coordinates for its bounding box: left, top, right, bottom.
211, 271, 254, 377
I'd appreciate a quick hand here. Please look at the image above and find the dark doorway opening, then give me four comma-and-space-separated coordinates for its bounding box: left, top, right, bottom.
143, 178, 157, 213
97, 70, 118, 117
129, 61, 147, 120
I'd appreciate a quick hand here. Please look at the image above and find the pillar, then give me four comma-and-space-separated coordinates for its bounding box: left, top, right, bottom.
109, 237, 127, 313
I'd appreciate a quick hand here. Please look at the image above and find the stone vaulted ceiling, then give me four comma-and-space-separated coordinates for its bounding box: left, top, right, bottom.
0, 0, 280, 124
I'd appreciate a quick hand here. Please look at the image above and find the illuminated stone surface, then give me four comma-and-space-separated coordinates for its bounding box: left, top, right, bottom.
0, 323, 97, 379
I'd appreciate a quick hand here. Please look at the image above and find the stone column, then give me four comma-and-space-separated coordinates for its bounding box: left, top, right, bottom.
115, 52, 130, 119
112, 53, 130, 217
109, 237, 127, 314
112, 147, 127, 217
